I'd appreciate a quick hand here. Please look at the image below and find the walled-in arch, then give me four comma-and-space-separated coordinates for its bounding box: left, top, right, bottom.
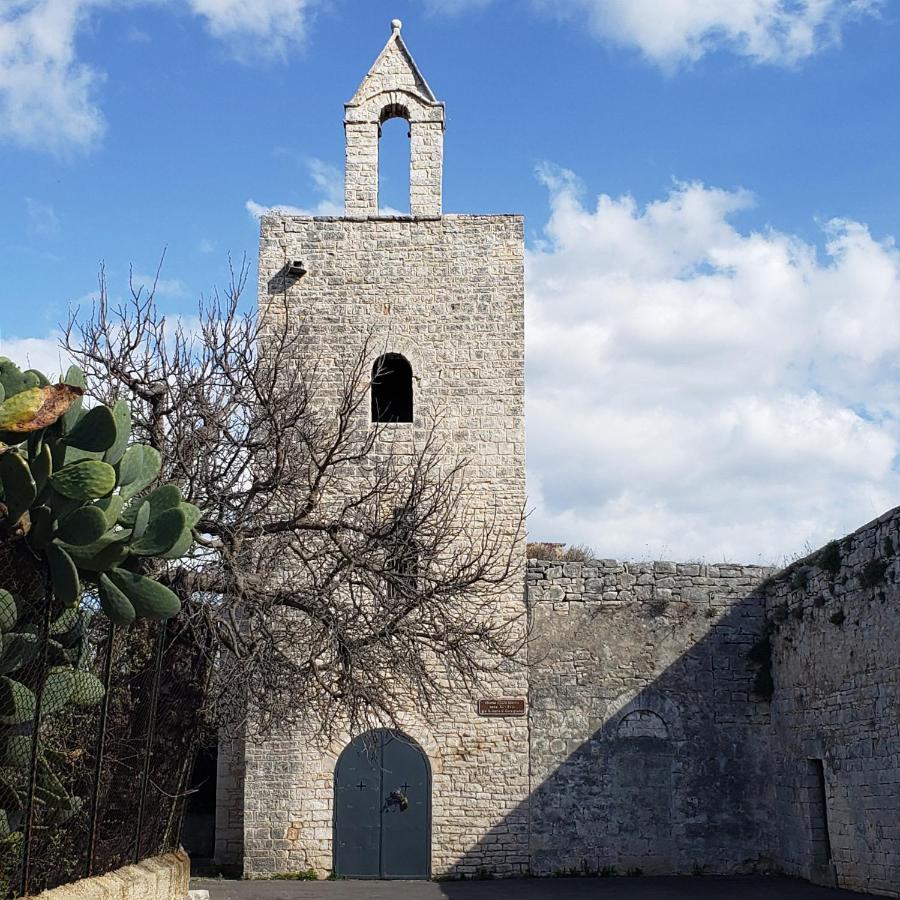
333, 729, 431, 879
604, 689, 684, 743
372, 353, 413, 423
617, 709, 670, 740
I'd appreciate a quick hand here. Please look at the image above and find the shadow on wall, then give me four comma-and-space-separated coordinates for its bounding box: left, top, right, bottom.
448, 561, 781, 879
448, 510, 900, 898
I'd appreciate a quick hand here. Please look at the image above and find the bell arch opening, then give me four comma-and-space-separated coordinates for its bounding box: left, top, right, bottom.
378, 104, 411, 214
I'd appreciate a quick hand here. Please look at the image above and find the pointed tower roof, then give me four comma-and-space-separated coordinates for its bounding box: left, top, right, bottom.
345, 20, 443, 116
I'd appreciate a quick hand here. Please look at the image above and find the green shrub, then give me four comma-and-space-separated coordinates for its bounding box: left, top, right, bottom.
270, 869, 319, 881
860, 559, 888, 589
789, 567, 809, 591
816, 541, 842, 575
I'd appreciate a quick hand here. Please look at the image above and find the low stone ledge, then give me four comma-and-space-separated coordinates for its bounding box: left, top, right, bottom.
32, 849, 190, 899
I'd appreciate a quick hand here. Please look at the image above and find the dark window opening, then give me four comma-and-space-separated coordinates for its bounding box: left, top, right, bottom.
380, 103, 410, 125
372, 353, 413, 423
181, 741, 218, 864
810, 758, 833, 862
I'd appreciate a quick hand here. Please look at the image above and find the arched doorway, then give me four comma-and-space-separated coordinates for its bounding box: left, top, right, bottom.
333, 730, 431, 879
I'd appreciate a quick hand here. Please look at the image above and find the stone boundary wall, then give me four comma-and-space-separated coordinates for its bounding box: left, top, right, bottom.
763, 507, 900, 898
32, 850, 190, 899
525, 559, 777, 876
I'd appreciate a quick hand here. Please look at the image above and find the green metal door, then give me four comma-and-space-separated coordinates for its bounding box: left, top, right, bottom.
333, 730, 431, 879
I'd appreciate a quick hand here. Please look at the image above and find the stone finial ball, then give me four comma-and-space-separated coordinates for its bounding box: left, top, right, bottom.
391, 19, 402, 31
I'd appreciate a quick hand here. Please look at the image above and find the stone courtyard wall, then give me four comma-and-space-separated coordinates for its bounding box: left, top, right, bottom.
525, 559, 778, 876
524, 523, 900, 896
763, 507, 900, 898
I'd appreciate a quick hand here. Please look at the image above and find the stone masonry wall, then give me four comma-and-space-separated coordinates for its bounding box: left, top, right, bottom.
763, 508, 900, 898
525, 559, 778, 876
245, 212, 528, 879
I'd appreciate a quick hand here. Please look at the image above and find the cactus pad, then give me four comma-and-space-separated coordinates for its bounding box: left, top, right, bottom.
0, 452, 36, 525
108, 569, 181, 619
56, 505, 109, 546
49, 459, 117, 500
64, 404, 118, 453
46, 543, 80, 607
98, 574, 136, 627
0, 384, 83, 433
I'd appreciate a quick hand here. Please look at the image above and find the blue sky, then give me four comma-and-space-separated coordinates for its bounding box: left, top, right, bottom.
2, 0, 900, 562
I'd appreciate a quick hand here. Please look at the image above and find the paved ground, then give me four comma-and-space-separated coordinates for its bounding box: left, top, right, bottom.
190, 876, 861, 900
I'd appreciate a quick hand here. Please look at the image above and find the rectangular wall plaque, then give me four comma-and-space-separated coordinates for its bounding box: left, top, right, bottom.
477, 698, 526, 717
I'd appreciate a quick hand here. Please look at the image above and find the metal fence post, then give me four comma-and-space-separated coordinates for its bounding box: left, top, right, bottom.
134, 622, 166, 864
19, 571, 55, 897
86, 623, 116, 878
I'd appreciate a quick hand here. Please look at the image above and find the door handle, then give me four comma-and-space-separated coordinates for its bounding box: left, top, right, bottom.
385, 789, 409, 811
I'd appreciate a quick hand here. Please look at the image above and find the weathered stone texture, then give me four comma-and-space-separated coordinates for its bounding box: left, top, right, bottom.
524, 559, 778, 877
231, 23, 898, 896
764, 509, 900, 898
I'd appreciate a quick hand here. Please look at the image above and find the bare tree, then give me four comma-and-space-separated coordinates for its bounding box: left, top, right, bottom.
63, 260, 525, 740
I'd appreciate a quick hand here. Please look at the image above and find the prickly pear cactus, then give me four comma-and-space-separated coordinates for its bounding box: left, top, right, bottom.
0, 356, 197, 844
0, 357, 197, 624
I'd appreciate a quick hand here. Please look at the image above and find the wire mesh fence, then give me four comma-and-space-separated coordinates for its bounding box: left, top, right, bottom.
0, 544, 205, 897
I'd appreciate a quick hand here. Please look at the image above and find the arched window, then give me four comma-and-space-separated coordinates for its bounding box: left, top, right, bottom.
378, 104, 411, 214
372, 353, 413, 423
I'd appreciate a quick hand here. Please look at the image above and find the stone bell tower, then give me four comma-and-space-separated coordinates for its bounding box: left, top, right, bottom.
240, 21, 529, 880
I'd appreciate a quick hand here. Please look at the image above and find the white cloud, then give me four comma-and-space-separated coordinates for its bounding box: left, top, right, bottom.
527, 167, 900, 563
541, 0, 881, 67
246, 157, 343, 219
0, 0, 320, 153
186, 0, 315, 61
0, 332, 71, 380
0, 0, 107, 153
429, 0, 880, 67
130, 272, 190, 298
